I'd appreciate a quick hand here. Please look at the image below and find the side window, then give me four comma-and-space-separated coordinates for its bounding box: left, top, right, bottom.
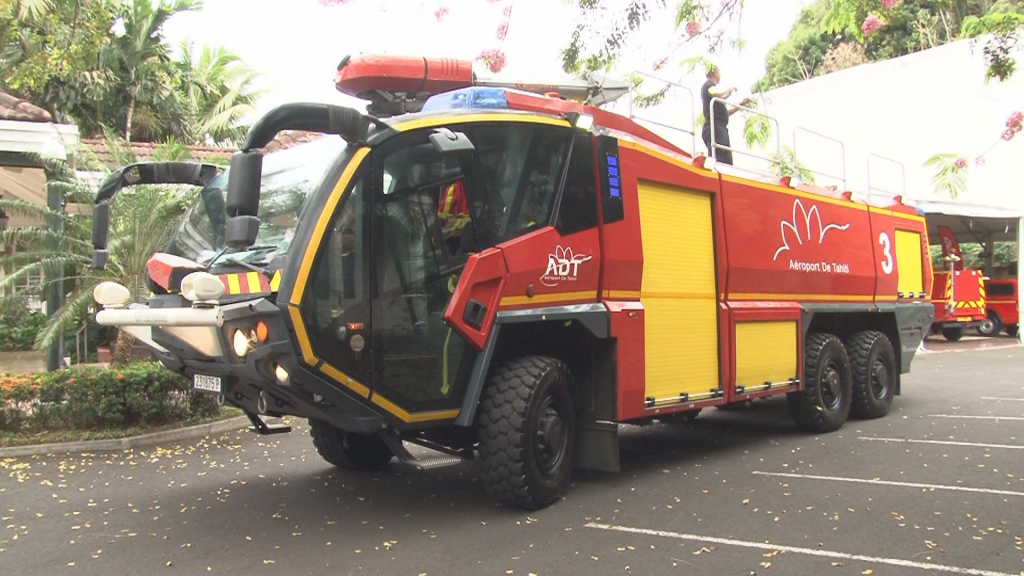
459, 124, 570, 242
556, 133, 599, 235
301, 174, 369, 379
988, 282, 1015, 297
507, 127, 568, 236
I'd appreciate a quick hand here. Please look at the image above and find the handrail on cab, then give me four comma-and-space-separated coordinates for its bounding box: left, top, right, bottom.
627, 71, 698, 157
866, 153, 907, 200
709, 96, 782, 170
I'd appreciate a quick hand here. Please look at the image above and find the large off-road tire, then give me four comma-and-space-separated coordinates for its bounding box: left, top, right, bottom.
976, 313, 1002, 337
942, 327, 964, 342
787, 333, 852, 433
1007, 324, 1019, 338
309, 419, 394, 470
846, 331, 897, 419
477, 356, 576, 510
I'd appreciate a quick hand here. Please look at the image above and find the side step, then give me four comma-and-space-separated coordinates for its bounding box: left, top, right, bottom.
244, 410, 292, 435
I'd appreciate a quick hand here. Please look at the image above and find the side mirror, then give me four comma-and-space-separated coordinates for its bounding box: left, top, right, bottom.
429, 128, 475, 157
91, 162, 219, 270
92, 202, 110, 269
224, 150, 263, 249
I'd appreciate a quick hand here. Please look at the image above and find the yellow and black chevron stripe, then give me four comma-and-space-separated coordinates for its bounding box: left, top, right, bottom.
218, 270, 283, 296
943, 273, 985, 308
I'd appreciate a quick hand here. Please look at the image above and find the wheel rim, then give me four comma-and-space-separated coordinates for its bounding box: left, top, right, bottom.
535, 395, 569, 476
869, 356, 890, 400
820, 360, 842, 411
980, 318, 996, 334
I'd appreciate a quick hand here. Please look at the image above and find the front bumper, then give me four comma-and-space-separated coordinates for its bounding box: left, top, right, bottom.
96, 295, 386, 435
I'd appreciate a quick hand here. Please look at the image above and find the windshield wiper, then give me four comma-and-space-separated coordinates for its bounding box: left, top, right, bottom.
224, 256, 271, 275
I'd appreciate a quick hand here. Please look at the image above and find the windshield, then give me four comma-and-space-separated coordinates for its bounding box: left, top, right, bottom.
166, 135, 349, 267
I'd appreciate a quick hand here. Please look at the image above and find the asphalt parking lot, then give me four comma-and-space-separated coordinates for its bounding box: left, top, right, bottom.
2, 338, 1022, 575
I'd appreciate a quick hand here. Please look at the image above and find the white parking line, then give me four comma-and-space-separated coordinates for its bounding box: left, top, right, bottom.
859, 437, 1024, 450
585, 523, 1016, 576
929, 415, 1024, 421
981, 397, 1024, 402
919, 343, 1022, 355
752, 471, 1024, 497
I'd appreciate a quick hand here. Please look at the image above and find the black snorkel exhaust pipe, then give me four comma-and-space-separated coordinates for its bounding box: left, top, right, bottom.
223, 103, 389, 250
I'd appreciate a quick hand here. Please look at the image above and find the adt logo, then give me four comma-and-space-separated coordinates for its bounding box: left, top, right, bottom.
541, 245, 592, 287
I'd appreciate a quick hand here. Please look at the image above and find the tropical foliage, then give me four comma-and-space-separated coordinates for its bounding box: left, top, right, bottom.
174, 42, 261, 144
0, 147, 198, 360
756, 0, 1024, 91
0, 0, 261, 144
929, 241, 1019, 269
924, 153, 970, 198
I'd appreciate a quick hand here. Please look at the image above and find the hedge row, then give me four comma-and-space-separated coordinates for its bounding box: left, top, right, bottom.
0, 362, 218, 433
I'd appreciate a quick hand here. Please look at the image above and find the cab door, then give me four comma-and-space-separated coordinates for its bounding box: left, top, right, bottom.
367, 130, 469, 421
292, 155, 375, 400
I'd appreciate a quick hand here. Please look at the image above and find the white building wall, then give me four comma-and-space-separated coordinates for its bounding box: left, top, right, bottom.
728, 40, 1024, 208
617, 41, 1023, 209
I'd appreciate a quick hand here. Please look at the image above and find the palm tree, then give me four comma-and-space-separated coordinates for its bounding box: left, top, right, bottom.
104, 0, 200, 142
0, 147, 196, 362
12, 0, 54, 20
176, 42, 263, 145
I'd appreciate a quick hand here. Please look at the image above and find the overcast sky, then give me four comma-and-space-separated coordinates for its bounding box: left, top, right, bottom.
163, 0, 809, 115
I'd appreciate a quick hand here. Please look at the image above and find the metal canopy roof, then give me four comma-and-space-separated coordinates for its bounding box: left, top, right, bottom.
911, 200, 1023, 244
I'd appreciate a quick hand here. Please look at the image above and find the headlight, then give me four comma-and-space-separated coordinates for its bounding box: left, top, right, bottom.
232, 329, 249, 358
181, 272, 225, 302
94, 282, 131, 307
274, 364, 289, 385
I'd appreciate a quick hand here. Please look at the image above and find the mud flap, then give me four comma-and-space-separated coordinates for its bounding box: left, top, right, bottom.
575, 420, 619, 473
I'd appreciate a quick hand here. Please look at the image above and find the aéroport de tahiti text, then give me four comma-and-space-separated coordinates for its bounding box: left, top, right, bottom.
789, 259, 851, 274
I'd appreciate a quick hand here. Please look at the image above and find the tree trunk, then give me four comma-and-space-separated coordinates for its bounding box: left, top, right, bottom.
125, 93, 136, 142
111, 329, 136, 366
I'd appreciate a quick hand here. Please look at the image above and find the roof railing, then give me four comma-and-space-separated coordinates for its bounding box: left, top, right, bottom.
866, 153, 906, 200
624, 84, 907, 204
709, 97, 781, 171
793, 126, 847, 190
627, 71, 697, 156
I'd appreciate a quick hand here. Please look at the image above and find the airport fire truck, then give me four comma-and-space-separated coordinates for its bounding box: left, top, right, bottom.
979, 278, 1018, 337
929, 225, 987, 341
90, 55, 935, 510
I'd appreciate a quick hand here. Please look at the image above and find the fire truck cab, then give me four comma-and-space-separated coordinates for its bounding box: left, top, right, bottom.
91, 55, 935, 510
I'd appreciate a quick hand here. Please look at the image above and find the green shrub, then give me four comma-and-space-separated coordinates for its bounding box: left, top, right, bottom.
0, 307, 47, 352
0, 362, 219, 434
0, 299, 110, 357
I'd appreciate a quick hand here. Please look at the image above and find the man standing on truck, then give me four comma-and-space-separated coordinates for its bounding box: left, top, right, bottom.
701, 64, 752, 165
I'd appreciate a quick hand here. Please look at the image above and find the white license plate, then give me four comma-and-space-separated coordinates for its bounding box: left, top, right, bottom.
193, 374, 222, 393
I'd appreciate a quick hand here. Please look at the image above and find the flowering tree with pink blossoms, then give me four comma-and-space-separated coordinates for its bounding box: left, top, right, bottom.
318, 0, 516, 73
927, 111, 1023, 199
319, 0, 750, 79
822, 0, 1022, 81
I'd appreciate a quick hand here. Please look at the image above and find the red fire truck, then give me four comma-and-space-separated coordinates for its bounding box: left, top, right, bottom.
928, 225, 986, 341
89, 55, 935, 509
978, 278, 1018, 337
